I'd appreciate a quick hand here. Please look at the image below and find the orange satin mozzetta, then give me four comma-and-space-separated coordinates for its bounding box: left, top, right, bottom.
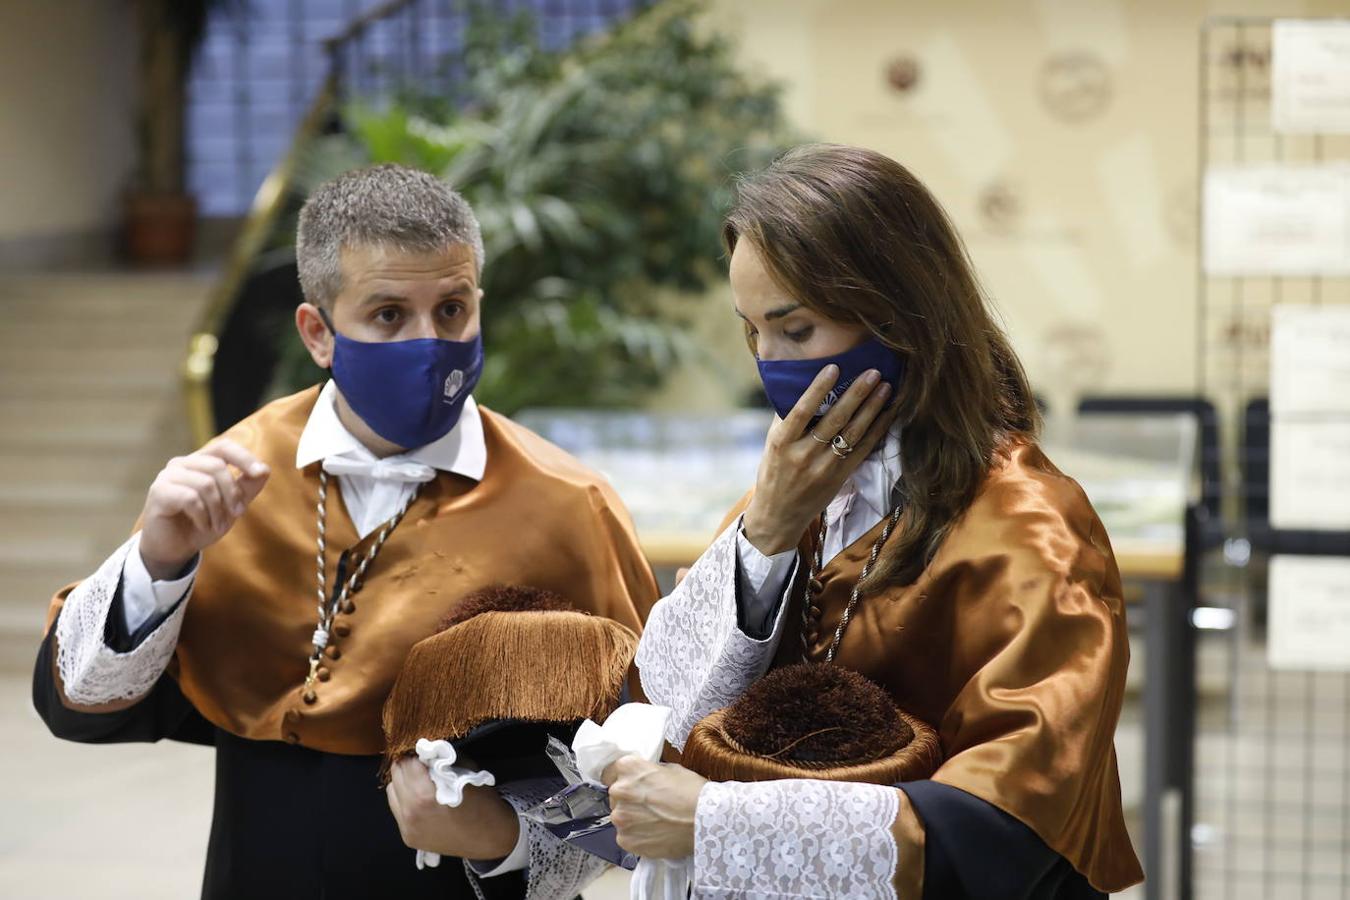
45, 386, 658, 756
719, 440, 1143, 895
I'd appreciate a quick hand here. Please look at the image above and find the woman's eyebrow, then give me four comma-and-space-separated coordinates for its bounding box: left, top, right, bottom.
734, 303, 802, 321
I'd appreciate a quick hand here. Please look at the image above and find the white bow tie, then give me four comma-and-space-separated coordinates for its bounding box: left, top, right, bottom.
321, 456, 437, 483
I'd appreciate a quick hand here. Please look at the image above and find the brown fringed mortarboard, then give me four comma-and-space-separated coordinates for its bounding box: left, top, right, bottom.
381, 585, 639, 781
681, 663, 940, 784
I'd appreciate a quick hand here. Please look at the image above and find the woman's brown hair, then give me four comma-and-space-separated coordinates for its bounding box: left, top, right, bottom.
723, 143, 1041, 586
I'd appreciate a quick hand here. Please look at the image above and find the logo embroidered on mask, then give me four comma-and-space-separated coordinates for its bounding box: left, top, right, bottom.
443, 370, 465, 401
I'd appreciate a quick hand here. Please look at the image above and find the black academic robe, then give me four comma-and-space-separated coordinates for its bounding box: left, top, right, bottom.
32, 603, 529, 900
901, 781, 1109, 900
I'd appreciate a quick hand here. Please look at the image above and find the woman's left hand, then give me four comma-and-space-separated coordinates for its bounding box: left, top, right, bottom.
601, 756, 707, 860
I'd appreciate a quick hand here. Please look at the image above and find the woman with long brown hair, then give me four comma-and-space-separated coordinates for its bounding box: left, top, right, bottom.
600, 144, 1143, 898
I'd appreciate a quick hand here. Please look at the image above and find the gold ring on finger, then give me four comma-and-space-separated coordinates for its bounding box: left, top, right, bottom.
831, 444, 852, 459
832, 434, 855, 454
810, 430, 834, 445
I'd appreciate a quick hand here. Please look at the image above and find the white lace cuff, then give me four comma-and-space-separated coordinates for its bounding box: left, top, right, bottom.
637, 522, 794, 751
54, 535, 188, 706
464, 779, 609, 900
694, 779, 900, 899
734, 519, 797, 637
121, 532, 198, 635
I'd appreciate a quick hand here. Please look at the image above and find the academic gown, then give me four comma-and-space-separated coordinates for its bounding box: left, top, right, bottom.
33, 386, 658, 900
637, 439, 1144, 899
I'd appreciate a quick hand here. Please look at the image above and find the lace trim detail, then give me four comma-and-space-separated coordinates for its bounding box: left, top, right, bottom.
464, 778, 610, 900
637, 523, 789, 750
694, 780, 900, 900
54, 536, 187, 705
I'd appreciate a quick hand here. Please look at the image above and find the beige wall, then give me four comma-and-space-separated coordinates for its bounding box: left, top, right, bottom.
0, 2, 137, 242
654, 0, 1347, 411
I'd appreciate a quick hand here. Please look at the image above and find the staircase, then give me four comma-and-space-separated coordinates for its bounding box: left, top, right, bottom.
0, 271, 215, 669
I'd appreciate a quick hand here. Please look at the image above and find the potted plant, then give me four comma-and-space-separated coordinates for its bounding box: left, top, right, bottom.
123, 0, 233, 264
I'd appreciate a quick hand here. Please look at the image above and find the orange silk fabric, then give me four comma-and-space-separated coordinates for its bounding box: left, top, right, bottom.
722, 441, 1143, 893
46, 386, 658, 755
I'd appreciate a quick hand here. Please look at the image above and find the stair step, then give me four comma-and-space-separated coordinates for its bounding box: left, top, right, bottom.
0, 481, 131, 509
0, 371, 172, 401
0, 273, 214, 314
0, 347, 190, 379
0, 448, 156, 491
0, 569, 82, 620
4, 423, 160, 454
5, 396, 166, 432
0, 320, 195, 353
0, 503, 134, 541
0, 536, 104, 570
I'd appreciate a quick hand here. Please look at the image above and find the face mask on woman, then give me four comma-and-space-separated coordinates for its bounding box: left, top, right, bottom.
756, 337, 903, 423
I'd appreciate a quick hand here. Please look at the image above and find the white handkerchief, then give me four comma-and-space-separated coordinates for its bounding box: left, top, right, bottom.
569, 704, 687, 900
571, 702, 671, 784
410, 738, 497, 870
632, 856, 693, 900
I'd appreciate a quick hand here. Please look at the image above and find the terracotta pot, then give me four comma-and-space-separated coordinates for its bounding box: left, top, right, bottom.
123, 191, 198, 265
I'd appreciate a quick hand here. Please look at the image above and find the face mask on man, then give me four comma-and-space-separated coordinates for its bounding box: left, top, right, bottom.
318, 307, 483, 449
756, 337, 904, 423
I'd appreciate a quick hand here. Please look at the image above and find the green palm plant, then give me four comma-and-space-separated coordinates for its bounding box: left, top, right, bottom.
278, 0, 793, 413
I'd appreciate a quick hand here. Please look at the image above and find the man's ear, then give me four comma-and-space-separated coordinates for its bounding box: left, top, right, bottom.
296, 303, 334, 369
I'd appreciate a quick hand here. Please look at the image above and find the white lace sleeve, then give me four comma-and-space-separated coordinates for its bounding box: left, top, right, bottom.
463, 778, 610, 900
54, 535, 189, 706
636, 522, 796, 750
693, 780, 900, 900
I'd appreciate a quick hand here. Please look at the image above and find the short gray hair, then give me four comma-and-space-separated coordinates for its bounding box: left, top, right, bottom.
296, 163, 484, 307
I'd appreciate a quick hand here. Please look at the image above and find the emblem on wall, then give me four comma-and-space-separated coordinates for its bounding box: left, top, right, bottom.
1038, 52, 1112, 123
885, 55, 921, 93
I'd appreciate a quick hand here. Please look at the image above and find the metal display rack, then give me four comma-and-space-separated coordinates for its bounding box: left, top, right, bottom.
1193, 17, 1350, 900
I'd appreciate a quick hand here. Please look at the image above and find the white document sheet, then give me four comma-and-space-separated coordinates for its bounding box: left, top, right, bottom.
1202, 165, 1350, 277
1269, 555, 1350, 671
1272, 19, 1350, 134
1270, 305, 1350, 415
1270, 419, 1350, 530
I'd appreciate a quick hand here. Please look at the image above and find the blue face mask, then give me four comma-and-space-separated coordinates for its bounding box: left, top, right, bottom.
319, 308, 484, 450
757, 337, 904, 423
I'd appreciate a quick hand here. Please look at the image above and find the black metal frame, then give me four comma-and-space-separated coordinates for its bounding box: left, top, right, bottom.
1076, 396, 1214, 900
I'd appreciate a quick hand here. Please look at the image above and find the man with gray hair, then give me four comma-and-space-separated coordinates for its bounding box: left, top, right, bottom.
33, 164, 658, 899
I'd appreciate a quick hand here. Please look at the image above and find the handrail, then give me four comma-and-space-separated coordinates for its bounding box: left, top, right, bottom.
183, 71, 338, 446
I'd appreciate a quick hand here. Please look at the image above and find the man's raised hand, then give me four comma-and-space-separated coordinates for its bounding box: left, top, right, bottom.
138, 438, 270, 580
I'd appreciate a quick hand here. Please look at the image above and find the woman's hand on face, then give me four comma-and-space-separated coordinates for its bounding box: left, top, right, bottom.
601, 756, 706, 860
742, 365, 897, 556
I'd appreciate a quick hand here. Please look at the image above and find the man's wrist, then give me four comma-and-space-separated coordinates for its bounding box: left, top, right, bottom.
472, 808, 523, 863
139, 547, 195, 583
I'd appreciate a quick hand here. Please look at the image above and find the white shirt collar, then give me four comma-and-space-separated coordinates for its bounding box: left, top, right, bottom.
295, 380, 487, 481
